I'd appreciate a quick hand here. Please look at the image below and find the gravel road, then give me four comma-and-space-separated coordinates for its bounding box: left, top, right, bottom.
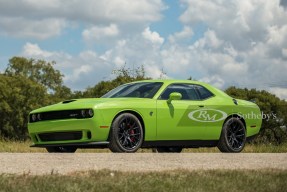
0, 153, 286, 175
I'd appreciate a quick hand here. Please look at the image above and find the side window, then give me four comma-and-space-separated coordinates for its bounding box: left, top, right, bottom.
194, 85, 214, 99
159, 84, 201, 100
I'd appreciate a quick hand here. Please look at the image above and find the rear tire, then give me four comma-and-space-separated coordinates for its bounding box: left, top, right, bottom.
153, 147, 182, 153
109, 113, 144, 153
46, 146, 77, 153
217, 117, 246, 153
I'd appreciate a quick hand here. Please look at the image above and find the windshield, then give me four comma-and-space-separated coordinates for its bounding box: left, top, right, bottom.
101, 82, 163, 98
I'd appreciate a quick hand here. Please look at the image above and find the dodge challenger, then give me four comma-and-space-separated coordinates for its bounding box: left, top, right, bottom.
28, 80, 262, 153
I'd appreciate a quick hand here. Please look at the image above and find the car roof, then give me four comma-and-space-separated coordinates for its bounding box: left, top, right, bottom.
133, 79, 198, 84
132, 79, 209, 86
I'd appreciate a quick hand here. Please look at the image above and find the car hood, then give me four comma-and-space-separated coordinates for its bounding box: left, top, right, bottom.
30, 97, 151, 113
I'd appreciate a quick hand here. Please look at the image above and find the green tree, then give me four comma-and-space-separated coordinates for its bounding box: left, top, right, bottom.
0, 75, 50, 139
226, 86, 287, 144
0, 57, 72, 139
5, 57, 63, 91
4, 57, 73, 102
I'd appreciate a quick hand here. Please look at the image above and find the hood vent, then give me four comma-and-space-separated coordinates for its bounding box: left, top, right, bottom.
62, 99, 76, 104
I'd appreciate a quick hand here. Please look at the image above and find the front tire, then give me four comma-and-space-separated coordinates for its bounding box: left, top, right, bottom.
217, 117, 246, 153
46, 146, 77, 153
109, 113, 144, 153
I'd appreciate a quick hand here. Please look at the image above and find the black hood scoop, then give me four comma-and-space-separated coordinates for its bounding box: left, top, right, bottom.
62, 99, 77, 104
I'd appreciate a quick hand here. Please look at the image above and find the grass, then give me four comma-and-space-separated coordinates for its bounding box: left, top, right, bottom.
0, 169, 286, 192
1, 139, 287, 153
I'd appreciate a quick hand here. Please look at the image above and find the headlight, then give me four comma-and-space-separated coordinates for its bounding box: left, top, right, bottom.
88, 109, 94, 117
37, 113, 42, 120
80, 109, 94, 118
29, 109, 94, 123
81, 110, 86, 117
31, 114, 37, 122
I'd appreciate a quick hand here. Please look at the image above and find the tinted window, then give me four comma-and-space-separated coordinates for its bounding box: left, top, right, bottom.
101, 82, 163, 98
193, 85, 214, 99
159, 84, 213, 100
159, 84, 200, 100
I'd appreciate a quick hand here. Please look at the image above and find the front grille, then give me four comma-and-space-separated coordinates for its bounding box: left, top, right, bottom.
38, 110, 82, 121
29, 109, 94, 123
38, 131, 82, 142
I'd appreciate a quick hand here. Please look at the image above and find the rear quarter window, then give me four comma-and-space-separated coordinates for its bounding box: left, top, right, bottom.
194, 85, 214, 99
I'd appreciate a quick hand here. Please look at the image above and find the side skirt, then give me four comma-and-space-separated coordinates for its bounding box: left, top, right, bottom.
142, 140, 218, 148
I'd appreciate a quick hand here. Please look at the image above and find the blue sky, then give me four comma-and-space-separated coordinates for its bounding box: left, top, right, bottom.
0, 0, 287, 99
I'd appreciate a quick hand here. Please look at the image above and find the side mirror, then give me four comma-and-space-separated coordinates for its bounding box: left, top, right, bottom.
167, 92, 182, 104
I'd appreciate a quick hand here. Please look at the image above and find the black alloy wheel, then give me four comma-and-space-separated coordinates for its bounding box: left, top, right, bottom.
218, 117, 246, 153
109, 113, 144, 153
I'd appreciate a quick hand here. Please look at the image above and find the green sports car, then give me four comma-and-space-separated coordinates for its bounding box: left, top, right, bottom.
28, 80, 262, 153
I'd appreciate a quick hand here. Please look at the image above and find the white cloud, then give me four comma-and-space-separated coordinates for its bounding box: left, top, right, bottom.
113, 57, 125, 68
22, 43, 53, 57
0, 17, 65, 39
169, 26, 193, 43
142, 27, 164, 45
193, 30, 223, 49
21, 43, 113, 90
145, 65, 168, 79
200, 75, 225, 89
269, 87, 287, 100
0, 0, 165, 39
3, 0, 287, 100
282, 48, 287, 58
22, 42, 72, 64
161, 45, 192, 74
172, 0, 287, 99
82, 24, 119, 42
180, 0, 287, 50
0, 0, 165, 23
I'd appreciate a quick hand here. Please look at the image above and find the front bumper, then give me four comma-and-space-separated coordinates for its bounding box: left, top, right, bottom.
28, 117, 110, 145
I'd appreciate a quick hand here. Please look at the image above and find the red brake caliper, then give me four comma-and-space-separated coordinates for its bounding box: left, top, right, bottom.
129, 127, 135, 142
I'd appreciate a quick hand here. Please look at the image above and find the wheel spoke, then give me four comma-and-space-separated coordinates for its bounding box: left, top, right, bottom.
226, 121, 246, 150
125, 117, 129, 125
116, 116, 142, 150
233, 122, 239, 131
231, 138, 235, 147
236, 128, 243, 133
236, 134, 245, 138
128, 138, 136, 147
118, 134, 124, 140
128, 126, 139, 131
122, 138, 128, 146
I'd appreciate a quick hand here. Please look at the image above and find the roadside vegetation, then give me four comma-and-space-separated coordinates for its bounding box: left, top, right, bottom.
0, 56, 287, 149
0, 169, 286, 192
1, 138, 287, 153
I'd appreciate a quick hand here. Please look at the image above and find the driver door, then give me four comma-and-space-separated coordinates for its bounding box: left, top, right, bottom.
156, 83, 207, 140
